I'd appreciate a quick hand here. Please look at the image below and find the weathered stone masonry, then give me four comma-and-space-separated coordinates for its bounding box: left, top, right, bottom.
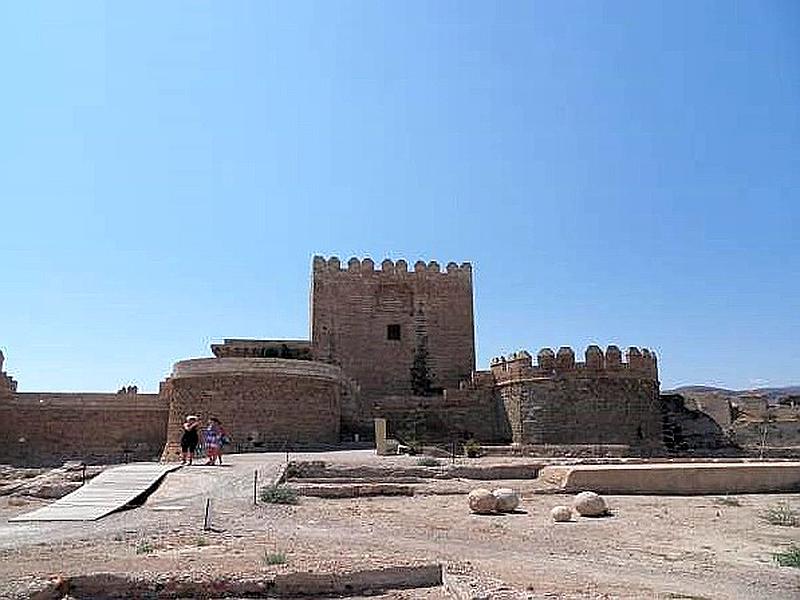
0, 256, 667, 465
0, 351, 17, 396
0, 392, 167, 466
490, 346, 661, 448
0, 352, 167, 466
311, 257, 475, 434
160, 358, 342, 460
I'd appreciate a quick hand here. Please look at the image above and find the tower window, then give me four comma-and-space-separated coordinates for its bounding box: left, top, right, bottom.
387, 324, 401, 341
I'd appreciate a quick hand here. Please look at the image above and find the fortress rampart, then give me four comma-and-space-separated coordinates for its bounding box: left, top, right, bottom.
491, 345, 662, 448
311, 256, 475, 434
490, 345, 658, 383
372, 371, 511, 445
160, 358, 343, 460
312, 256, 473, 278
0, 391, 167, 466
0, 257, 670, 465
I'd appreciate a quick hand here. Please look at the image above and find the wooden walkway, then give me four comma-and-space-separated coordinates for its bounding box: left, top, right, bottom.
10, 463, 181, 522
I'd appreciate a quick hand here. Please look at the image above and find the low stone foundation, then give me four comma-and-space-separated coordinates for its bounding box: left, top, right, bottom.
28, 563, 443, 599
539, 461, 800, 494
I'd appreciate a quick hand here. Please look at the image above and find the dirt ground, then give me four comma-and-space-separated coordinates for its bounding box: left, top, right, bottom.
1, 451, 799, 599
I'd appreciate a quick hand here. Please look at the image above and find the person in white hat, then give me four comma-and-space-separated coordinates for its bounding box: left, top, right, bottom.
180, 415, 201, 465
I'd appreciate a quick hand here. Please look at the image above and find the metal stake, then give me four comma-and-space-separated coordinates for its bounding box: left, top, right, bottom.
253, 469, 258, 505
203, 498, 211, 531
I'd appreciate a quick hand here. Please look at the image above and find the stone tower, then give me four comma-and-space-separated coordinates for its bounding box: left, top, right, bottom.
310, 256, 475, 433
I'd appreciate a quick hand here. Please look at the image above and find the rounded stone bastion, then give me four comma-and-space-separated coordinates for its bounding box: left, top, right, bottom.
160, 358, 343, 461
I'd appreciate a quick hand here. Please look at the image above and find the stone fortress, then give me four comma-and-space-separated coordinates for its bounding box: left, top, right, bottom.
0, 256, 666, 465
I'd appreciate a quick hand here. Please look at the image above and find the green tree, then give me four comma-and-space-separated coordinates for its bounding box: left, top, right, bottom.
410, 336, 432, 396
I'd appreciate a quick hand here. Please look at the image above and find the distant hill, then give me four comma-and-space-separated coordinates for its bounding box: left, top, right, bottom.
666, 385, 800, 405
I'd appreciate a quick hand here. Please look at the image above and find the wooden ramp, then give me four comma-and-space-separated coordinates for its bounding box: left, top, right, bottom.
10, 463, 181, 522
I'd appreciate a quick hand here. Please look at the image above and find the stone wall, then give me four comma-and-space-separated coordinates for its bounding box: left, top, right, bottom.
310, 256, 475, 434
729, 403, 800, 452
0, 351, 18, 396
689, 395, 733, 429
0, 392, 167, 466
373, 372, 510, 444
160, 358, 343, 460
211, 339, 313, 359
491, 346, 662, 449
661, 394, 734, 452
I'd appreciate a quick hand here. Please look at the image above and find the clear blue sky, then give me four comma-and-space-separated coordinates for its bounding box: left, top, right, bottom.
1, 1, 798, 393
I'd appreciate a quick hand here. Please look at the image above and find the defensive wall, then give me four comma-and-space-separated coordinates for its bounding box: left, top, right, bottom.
373, 372, 511, 444
160, 357, 343, 460
311, 256, 475, 434
0, 391, 167, 466
490, 345, 662, 448
0, 256, 687, 464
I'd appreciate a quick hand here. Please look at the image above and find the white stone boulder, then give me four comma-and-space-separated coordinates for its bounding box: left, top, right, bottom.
492, 487, 520, 512
468, 488, 498, 514
550, 505, 572, 522
572, 491, 608, 517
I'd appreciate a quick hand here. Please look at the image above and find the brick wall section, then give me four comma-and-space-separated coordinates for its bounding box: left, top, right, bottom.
160, 358, 342, 460
0, 392, 167, 466
311, 256, 475, 432
492, 345, 663, 449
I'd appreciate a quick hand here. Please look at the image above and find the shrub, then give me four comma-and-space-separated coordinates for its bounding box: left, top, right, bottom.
260, 484, 299, 505
135, 540, 154, 555
405, 438, 423, 456
761, 502, 798, 527
416, 457, 441, 467
774, 544, 800, 568
464, 439, 481, 458
715, 495, 741, 507
264, 550, 287, 565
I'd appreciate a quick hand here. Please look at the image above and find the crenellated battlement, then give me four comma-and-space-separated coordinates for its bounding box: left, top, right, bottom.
490, 344, 658, 383
312, 255, 472, 279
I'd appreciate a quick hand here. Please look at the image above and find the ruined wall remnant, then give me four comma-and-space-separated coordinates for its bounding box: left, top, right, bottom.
160, 357, 343, 460
311, 256, 475, 433
490, 345, 662, 449
0, 351, 18, 396
660, 394, 734, 452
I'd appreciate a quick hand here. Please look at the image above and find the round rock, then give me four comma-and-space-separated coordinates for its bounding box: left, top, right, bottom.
550, 505, 572, 522
468, 488, 498, 514
492, 488, 520, 512
572, 491, 607, 517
